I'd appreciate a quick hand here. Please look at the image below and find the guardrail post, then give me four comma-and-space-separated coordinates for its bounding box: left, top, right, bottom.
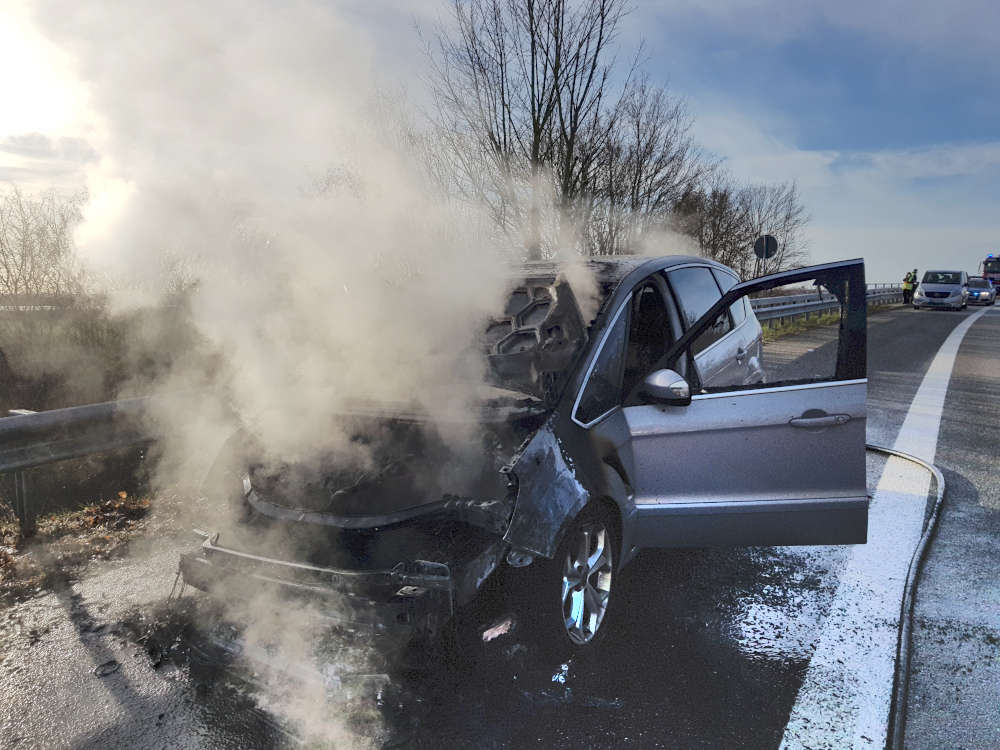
6, 409, 38, 536
12, 470, 34, 536
1, 399, 155, 539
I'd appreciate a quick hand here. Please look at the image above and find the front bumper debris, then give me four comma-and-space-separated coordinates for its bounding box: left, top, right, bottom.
179, 532, 505, 640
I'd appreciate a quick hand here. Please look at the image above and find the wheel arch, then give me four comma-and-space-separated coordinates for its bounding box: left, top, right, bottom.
504, 424, 633, 561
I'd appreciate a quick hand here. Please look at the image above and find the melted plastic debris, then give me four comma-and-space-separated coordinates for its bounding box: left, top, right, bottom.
482, 615, 516, 642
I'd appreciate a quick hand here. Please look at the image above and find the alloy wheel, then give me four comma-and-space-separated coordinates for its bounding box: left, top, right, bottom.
559, 520, 614, 645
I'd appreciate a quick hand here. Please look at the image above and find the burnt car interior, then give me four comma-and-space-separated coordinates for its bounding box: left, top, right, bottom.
485, 278, 589, 404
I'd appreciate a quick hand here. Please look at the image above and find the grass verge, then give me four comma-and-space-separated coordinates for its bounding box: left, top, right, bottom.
0, 492, 185, 605
761, 303, 899, 343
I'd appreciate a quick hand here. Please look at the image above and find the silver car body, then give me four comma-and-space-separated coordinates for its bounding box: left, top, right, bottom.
537, 258, 868, 566
182, 256, 869, 640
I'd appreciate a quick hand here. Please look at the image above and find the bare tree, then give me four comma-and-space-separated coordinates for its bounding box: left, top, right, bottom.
0, 186, 85, 299
673, 172, 746, 273
430, 0, 633, 257
672, 174, 808, 278
740, 181, 808, 276
0, 186, 119, 410
589, 75, 707, 254
428, 1, 807, 267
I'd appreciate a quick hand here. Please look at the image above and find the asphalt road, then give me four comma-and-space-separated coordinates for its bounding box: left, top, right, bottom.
903, 309, 1000, 750
1, 304, 997, 749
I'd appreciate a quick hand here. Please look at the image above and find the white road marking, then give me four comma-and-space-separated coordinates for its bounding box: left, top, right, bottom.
780, 309, 988, 750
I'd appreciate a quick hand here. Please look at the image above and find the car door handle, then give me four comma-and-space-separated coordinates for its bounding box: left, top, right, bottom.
789, 413, 851, 428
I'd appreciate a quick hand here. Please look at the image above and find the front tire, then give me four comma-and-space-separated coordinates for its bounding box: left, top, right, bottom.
524, 507, 618, 654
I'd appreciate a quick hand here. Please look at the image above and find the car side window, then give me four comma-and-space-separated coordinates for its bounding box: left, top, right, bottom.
575, 301, 629, 425
667, 266, 732, 355
665, 265, 866, 394
623, 281, 674, 400
712, 268, 746, 327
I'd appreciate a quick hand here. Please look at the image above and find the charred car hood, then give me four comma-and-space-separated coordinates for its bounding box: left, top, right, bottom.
220, 274, 592, 532
240, 395, 549, 529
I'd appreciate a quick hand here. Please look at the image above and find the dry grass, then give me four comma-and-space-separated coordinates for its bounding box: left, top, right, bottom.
0, 492, 186, 605
761, 309, 842, 343
761, 302, 897, 343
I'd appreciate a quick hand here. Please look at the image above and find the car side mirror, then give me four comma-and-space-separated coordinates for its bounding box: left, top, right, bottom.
640, 369, 691, 407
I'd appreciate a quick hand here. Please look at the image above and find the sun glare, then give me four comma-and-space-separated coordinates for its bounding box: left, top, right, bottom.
0, 4, 88, 136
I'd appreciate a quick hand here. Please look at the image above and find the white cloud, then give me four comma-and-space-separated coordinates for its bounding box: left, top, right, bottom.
860, 143, 1000, 181
688, 100, 1000, 281
9, 0, 997, 285
0, 132, 96, 190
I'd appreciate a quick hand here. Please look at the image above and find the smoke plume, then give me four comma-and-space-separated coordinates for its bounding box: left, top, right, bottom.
28, 0, 535, 743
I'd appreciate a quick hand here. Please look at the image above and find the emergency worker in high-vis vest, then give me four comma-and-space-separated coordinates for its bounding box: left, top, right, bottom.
902, 271, 914, 304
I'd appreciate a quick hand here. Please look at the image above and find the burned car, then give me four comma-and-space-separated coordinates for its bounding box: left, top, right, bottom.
180, 256, 868, 651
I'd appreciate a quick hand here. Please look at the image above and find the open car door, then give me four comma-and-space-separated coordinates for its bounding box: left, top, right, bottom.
626, 259, 868, 548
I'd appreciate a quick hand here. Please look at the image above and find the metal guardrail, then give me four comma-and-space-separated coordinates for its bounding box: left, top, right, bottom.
751, 284, 903, 324
1, 397, 153, 534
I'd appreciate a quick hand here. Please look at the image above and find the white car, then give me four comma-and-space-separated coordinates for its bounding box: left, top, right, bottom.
913, 270, 969, 311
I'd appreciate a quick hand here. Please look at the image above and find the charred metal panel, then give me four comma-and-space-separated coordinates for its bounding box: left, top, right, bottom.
487, 280, 588, 402
502, 420, 592, 559
246, 490, 514, 534
179, 527, 507, 639
234, 407, 542, 530
179, 551, 452, 639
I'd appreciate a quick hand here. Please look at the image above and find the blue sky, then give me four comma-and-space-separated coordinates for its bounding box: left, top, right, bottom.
626, 1, 1000, 280
643, 4, 999, 151
2, 0, 998, 282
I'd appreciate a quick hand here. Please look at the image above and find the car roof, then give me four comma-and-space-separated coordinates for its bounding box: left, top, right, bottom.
516, 254, 731, 287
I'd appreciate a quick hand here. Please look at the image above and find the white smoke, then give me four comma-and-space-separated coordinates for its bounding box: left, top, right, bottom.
32, 0, 521, 462
27, 0, 525, 743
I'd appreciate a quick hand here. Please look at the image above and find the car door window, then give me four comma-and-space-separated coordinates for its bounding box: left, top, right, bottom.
712, 268, 746, 327
664, 263, 866, 394
574, 301, 629, 425
623, 281, 674, 400
667, 266, 732, 355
